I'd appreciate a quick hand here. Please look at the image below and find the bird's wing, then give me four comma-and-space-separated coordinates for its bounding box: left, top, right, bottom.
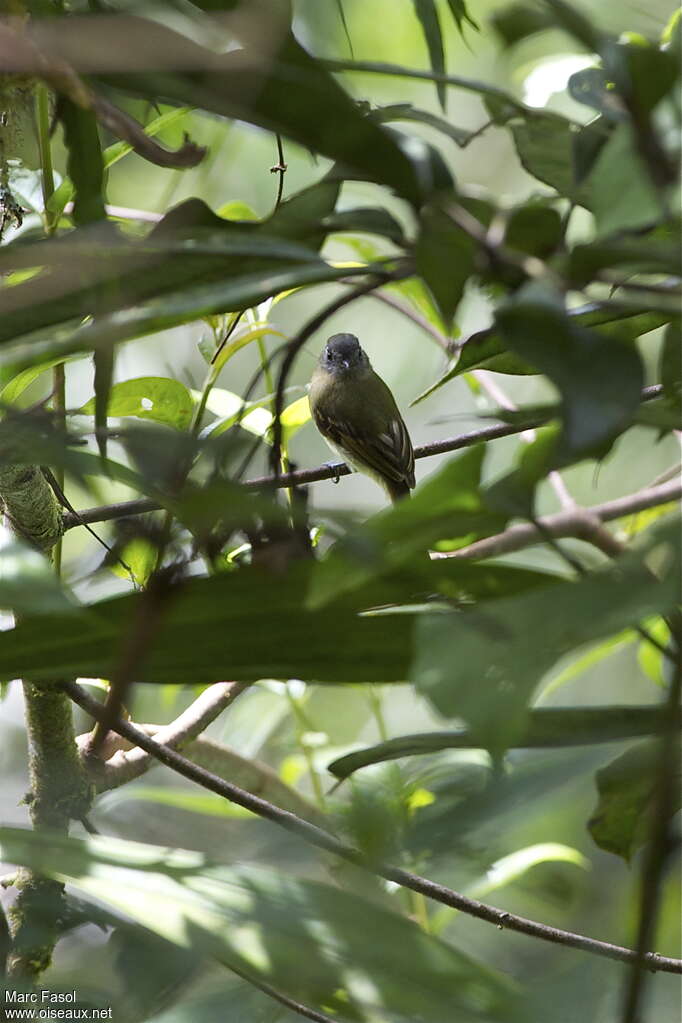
313, 408, 415, 488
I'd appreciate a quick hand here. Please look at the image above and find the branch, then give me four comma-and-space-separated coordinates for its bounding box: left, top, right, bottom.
0, 466, 63, 552
80, 681, 247, 790
0, 464, 89, 981
63, 419, 540, 530
62, 386, 666, 532
431, 479, 682, 561
63, 681, 682, 976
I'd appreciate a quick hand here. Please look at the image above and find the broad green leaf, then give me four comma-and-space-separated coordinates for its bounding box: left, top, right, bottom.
537, 630, 636, 700
412, 0, 447, 110
412, 517, 681, 752
495, 292, 644, 460
511, 112, 586, 201
0, 827, 517, 1022
588, 738, 682, 859
327, 705, 673, 780
0, 561, 417, 684
415, 302, 671, 399
79, 377, 196, 431
415, 201, 476, 331
0, 354, 83, 406
587, 123, 664, 237
99, 786, 254, 820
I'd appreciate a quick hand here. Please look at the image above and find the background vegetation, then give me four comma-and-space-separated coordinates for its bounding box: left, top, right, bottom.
0, 0, 680, 1021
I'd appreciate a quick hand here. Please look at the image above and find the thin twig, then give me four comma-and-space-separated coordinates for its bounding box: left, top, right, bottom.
271, 133, 287, 213
62, 681, 682, 975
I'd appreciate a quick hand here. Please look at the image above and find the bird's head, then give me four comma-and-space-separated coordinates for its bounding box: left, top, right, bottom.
320, 333, 370, 375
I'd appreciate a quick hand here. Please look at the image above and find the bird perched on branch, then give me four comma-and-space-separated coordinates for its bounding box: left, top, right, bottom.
309, 333, 415, 503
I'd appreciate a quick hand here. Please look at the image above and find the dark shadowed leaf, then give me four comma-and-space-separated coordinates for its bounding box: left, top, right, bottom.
491, 2, 554, 47
412, 0, 447, 110
415, 201, 477, 331
445, 0, 479, 35
495, 292, 644, 459
0, 561, 417, 684
588, 738, 682, 859
369, 103, 473, 147
327, 706, 676, 780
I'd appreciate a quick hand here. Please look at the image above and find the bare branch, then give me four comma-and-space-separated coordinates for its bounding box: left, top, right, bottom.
63, 681, 682, 976
80, 682, 247, 790
432, 479, 681, 561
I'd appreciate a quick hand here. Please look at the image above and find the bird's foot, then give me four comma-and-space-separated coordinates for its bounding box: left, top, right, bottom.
324, 462, 342, 484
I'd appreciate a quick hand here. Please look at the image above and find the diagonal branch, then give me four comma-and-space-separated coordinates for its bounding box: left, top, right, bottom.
79, 681, 247, 790
431, 479, 681, 562
62, 680, 682, 976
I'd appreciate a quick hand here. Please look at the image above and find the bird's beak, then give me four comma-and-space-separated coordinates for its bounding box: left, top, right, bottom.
342, 359, 350, 370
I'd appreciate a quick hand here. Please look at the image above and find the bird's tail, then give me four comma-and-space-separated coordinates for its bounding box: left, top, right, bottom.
386, 480, 412, 504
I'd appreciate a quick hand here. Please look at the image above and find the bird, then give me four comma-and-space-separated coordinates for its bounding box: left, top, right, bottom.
308, 333, 415, 503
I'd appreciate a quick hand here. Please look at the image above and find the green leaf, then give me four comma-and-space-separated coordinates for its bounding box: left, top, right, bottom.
1, 259, 371, 366
95, 19, 451, 205
490, 2, 553, 48
415, 201, 476, 331
637, 618, 671, 687
327, 706, 677, 780
0, 354, 83, 406
587, 124, 663, 237
0, 827, 517, 1022
57, 98, 106, 227
495, 293, 644, 460
412, 516, 681, 752
412, 0, 447, 110
369, 103, 473, 147
0, 561, 416, 684
511, 112, 585, 201
568, 67, 627, 122
660, 320, 681, 398
79, 377, 196, 431
48, 108, 191, 223
445, 0, 479, 36
588, 738, 682, 860
308, 446, 506, 609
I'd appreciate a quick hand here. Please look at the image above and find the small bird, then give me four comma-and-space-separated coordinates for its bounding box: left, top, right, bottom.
309, 333, 415, 503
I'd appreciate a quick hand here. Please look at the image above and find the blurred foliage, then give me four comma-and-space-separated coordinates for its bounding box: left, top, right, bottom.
0, 0, 680, 1021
